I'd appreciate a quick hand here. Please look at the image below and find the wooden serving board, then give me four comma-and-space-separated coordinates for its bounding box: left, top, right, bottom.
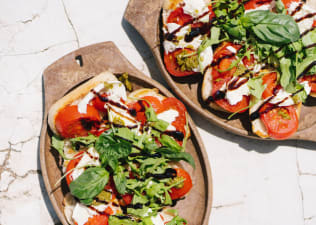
124, 0, 316, 142
39, 42, 212, 225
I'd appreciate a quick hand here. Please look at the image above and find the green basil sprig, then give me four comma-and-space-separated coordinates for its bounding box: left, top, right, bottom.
69, 167, 109, 205
241, 10, 300, 45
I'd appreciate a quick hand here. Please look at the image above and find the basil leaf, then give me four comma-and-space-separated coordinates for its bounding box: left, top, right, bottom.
158, 134, 182, 152
242, 10, 300, 45
95, 131, 132, 171
166, 216, 187, 225
51, 136, 71, 160
69, 167, 109, 204
113, 172, 127, 194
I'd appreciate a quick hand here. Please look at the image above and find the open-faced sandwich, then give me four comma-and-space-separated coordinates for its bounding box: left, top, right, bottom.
162, 0, 316, 140
48, 71, 194, 225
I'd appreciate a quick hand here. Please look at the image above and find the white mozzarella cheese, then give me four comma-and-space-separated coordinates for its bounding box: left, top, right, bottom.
163, 40, 177, 53
226, 77, 250, 105
105, 81, 127, 102
269, 89, 294, 106
151, 214, 165, 225
245, 3, 271, 13
300, 80, 312, 95
71, 147, 100, 181
157, 109, 179, 131
183, 0, 208, 17
107, 104, 139, 127
288, 2, 316, 34
226, 46, 237, 54
249, 99, 268, 137
77, 83, 105, 114
199, 46, 213, 72
167, 23, 181, 33
72, 203, 97, 225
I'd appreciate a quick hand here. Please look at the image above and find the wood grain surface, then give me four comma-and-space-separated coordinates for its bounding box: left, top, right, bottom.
124, 0, 316, 142
39, 42, 212, 225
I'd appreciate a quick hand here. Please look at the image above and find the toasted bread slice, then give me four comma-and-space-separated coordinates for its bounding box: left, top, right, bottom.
48, 71, 118, 136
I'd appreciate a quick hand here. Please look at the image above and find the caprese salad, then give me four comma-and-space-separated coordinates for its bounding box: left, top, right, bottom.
48, 71, 194, 225
162, 0, 316, 139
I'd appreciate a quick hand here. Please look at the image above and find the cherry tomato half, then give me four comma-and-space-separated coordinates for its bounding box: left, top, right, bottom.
169, 168, 193, 200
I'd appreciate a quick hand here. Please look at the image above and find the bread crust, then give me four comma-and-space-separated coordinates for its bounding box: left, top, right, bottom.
48, 71, 118, 136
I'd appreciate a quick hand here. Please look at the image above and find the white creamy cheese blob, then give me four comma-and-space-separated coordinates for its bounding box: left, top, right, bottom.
199, 46, 213, 72
183, 0, 208, 17
226, 46, 237, 54
167, 23, 181, 33
300, 80, 312, 95
107, 104, 139, 127
105, 81, 127, 102
288, 1, 316, 34
226, 77, 250, 105
78, 83, 105, 114
151, 214, 165, 225
269, 89, 294, 106
72, 203, 97, 225
244, 3, 271, 13
71, 147, 100, 181
157, 109, 179, 131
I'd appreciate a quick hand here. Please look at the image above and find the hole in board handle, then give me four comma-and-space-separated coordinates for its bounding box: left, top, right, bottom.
75, 55, 83, 67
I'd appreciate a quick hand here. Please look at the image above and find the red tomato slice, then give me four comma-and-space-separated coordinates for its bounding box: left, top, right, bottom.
259, 103, 299, 140
210, 42, 249, 113
262, 72, 277, 99
244, 0, 273, 10
91, 93, 108, 112
169, 168, 193, 200
300, 75, 316, 93
242, 54, 255, 68
208, 5, 215, 20
66, 151, 84, 186
164, 48, 199, 77
122, 194, 133, 206
55, 105, 101, 138
167, 7, 192, 26
83, 214, 108, 225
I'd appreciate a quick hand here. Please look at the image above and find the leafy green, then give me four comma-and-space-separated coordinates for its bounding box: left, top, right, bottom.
275, 0, 286, 14
159, 135, 182, 151
95, 131, 132, 171
198, 27, 221, 55
145, 104, 158, 122
132, 194, 149, 205
69, 134, 97, 148
115, 127, 135, 142
51, 136, 69, 160
69, 167, 109, 205
296, 55, 316, 77
113, 166, 127, 194
248, 77, 266, 101
241, 10, 300, 45
127, 207, 154, 218
166, 216, 187, 225
108, 216, 138, 225
157, 147, 195, 168
152, 119, 169, 132
280, 58, 293, 89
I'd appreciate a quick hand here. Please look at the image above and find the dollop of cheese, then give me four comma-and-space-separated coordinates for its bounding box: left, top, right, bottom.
72, 203, 97, 225
300, 80, 311, 95
157, 109, 179, 131
183, 0, 208, 17
166, 23, 181, 33
78, 83, 105, 114
269, 89, 294, 106
226, 77, 250, 105
199, 46, 213, 72
244, 3, 271, 13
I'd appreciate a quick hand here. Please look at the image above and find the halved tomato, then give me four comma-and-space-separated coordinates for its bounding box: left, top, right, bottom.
300, 75, 316, 94
259, 103, 299, 140
164, 48, 199, 77
55, 105, 101, 138
83, 214, 108, 225
167, 7, 192, 26
169, 168, 193, 200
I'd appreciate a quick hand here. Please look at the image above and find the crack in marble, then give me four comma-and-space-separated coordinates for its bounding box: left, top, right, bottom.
296, 149, 305, 224
60, 0, 80, 48
212, 201, 244, 209
305, 215, 316, 221
0, 40, 76, 57
21, 14, 40, 24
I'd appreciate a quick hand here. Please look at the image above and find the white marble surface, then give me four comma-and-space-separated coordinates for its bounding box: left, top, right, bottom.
0, 0, 315, 224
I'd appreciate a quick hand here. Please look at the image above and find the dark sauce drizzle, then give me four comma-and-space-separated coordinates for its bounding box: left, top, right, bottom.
290, 1, 303, 16
295, 13, 316, 23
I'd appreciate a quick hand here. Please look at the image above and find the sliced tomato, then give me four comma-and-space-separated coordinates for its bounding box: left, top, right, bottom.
261, 72, 277, 99
281, 0, 299, 9
259, 103, 299, 140
208, 5, 215, 20
66, 151, 84, 186
244, 0, 273, 10
313, 20, 316, 28
300, 75, 316, 93
167, 7, 192, 26
55, 105, 101, 138
91, 93, 108, 112
242, 54, 255, 68
210, 42, 249, 113
84, 214, 108, 225
164, 48, 199, 77
121, 194, 133, 206
169, 168, 193, 200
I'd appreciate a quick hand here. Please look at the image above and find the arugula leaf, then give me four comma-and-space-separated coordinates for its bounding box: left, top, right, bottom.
242, 10, 300, 45
166, 216, 188, 225
132, 194, 149, 205
198, 27, 221, 55
296, 55, 316, 77
156, 147, 195, 168
69, 167, 109, 205
158, 135, 182, 152
108, 216, 138, 225
115, 127, 135, 142
152, 119, 169, 132
145, 104, 158, 122
280, 58, 293, 89
69, 134, 97, 148
113, 166, 127, 194
127, 207, 153, 218
248, 77, 266, 100
95, 131, 132, 171
51, 136, 69, 160
292, 83, 308, 103
139, 158, 168, 175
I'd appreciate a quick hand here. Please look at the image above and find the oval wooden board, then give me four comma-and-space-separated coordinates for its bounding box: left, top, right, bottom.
39, 42, 212, 225
124, 0, 316, 142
